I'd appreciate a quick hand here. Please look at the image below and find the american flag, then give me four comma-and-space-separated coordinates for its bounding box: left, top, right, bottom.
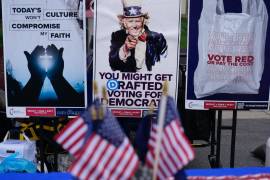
54, 111, 92, 158
69, 109, 139, 180
146, 96, 194, 179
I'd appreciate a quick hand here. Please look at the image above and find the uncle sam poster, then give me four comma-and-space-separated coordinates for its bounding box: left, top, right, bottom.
94, 0, 182, 117
2, 0, 87, 117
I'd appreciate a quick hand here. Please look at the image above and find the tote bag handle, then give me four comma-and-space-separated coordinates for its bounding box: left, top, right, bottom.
3, 131, 10, 142
202, 0, 265, 17
3, 131, 31, 143
201, 0, 224, 17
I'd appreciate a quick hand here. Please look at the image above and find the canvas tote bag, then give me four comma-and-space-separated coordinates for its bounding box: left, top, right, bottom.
194, 0, 268, 98
0, 131, 36, 162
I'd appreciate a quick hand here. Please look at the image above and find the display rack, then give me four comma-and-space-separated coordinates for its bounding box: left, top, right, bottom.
209, 110, 238, 168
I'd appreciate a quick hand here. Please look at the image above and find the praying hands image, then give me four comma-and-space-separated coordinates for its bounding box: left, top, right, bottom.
6, 44, 83, 106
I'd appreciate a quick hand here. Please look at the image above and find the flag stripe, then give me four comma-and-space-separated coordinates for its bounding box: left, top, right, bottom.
102, 138, 133, 179
147, 148, 167, 179
62, 124, 87, 150
150, 125, 184, 171
146, 97, 194, 180
54, 117, 88, 158
61, 122, 86, 148
148, 135, 179, 178
55, 117, 84, 143
124, 145, 139, 179
158, 148, 174, 177
71, 136, 138, 180
121, 156, 139, 180
54, 117, 81, 141
91, 145, 115, 180
171, 121, 194, 160
148, 124, 188, 169
179, 127, 195, 160
160, 145, 177, 174
110, 140, 134, 179
69, 134, 100, 175
86, 143, 112, 179
157, 162, 167, 180
164, 127, 187, 164
148, 137, 156, 149
117, 149, 137, 180
159, 147, 173, 176
72, 143, 84, 158
168, 124, 189, 164
66, 107, 139, 180
161, 134, 182, 169
69, 137, 84, 155
98, 147, 118, 179
81, 140, 109, 179
77, 136, 104, 179
70, 136, 99, 175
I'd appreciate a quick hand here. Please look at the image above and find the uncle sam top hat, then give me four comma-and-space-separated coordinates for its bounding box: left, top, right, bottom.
118, 0, 148, 18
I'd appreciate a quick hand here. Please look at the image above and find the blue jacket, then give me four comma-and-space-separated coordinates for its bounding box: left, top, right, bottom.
109, 26, 167, 72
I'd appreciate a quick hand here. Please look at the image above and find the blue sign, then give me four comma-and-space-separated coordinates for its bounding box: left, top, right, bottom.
186, 0, 270, 110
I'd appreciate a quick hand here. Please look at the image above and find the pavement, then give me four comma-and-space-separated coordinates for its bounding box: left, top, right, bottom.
187, 111, 270, 169
223, 111, 270, 120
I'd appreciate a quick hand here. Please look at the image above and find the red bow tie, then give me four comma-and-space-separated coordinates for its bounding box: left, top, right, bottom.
138, 32, 147, 42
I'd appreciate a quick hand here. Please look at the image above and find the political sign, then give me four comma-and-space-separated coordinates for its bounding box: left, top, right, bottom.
3, 0, 87, 117
94, 0, 182, 117
186, 0, 270, 110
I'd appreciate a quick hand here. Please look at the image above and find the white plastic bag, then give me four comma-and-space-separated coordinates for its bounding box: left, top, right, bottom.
64, 0, 79, 9
194, 0, 268, 98
0, 132, 36, 163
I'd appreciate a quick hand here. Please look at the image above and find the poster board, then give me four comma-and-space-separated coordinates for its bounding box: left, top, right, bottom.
94, 0, 182, 118
2, 0, 87, 117
185, 0, 270, 110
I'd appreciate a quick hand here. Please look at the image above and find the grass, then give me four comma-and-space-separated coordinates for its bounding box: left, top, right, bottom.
180, 17, 187, 49
0, 23, 2, 48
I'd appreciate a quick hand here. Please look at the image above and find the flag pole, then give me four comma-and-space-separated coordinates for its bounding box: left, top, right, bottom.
148, 101, 155, 115
90, 80, 98, 120
98, 86, 107, 119
93, 80, 98, 98
101, 86, 108, 106
153, 81, 168, 180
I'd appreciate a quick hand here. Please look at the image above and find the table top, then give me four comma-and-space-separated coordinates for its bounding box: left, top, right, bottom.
0, 167, 269, 180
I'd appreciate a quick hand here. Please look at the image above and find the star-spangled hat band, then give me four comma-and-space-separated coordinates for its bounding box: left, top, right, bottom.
123, 6, 144, 17
118, 0, 148, 19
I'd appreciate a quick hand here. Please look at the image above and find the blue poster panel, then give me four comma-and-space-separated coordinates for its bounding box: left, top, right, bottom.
186, 0, 270, 110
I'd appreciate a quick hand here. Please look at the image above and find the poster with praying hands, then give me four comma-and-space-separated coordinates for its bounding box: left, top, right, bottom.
2, 0, 87, 117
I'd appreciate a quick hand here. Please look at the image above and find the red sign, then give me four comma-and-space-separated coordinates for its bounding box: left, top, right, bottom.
204, 102, 236, 109
26, 108, 56, 117
111, 109, 142, 118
